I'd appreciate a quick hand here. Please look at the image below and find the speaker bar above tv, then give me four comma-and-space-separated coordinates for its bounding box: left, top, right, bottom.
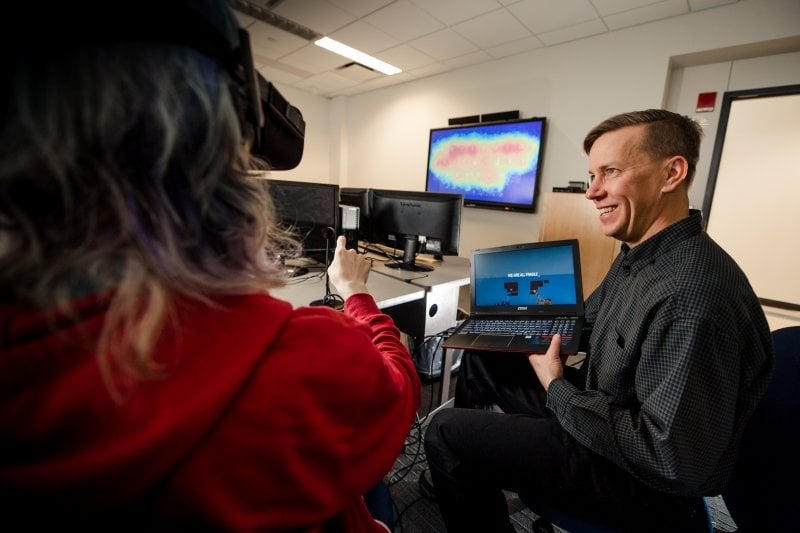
448, 110, 522, 125
481, 110, 520, 122
448, 115, 480, 126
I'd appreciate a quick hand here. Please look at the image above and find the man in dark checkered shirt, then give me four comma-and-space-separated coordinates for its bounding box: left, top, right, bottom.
423, 109, 774, 532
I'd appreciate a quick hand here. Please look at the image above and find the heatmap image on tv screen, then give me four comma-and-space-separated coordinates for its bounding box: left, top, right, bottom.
425, 117, 546, 211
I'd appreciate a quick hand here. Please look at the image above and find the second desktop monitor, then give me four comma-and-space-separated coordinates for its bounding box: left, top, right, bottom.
341, 187, 463, 272
266, 180, 463, 271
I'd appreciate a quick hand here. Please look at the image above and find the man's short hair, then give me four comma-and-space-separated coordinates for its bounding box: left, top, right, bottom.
583, 109, 703, 186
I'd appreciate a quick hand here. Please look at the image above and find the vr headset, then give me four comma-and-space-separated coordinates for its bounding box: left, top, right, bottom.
163, 0, 306, 170
254, 71, 306, 170
218, 7, 305, 170
18, 0, 305, 170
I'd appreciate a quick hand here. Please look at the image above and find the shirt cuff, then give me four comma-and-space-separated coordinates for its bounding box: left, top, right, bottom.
343, 292, 379, 316
546, 377, 578, 415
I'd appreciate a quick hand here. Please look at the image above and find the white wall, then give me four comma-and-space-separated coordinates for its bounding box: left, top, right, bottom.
338, 0, 800, 256
666, 46, 800, 331
265, 0, 799, 259
666, 49, 800, 210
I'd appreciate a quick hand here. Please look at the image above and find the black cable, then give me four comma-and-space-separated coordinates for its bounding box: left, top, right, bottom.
388, 403, 436, 531
309, 227, 344, 308
389, 327, 464, 530
387, 416, 427, 487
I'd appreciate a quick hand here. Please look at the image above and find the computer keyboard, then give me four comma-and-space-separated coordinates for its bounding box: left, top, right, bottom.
461, 317, 577, 344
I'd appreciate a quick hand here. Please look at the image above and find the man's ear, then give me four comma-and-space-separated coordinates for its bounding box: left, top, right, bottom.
662, 156, 688, 192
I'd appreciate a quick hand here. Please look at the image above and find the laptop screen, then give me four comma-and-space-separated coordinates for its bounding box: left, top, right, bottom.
470, 240, 584, 316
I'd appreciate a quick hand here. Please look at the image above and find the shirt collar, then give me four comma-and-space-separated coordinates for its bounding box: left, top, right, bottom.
619, 209, 704, 273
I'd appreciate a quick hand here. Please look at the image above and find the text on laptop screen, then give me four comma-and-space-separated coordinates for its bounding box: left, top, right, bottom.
474, 244, 578, 307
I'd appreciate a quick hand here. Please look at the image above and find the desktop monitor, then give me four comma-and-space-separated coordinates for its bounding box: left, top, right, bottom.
425, 117, 547, 212
266, 179, 339, 262
369, 188, 463, 272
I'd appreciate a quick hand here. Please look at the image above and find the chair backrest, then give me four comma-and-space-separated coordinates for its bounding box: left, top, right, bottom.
721, 325, 800, 531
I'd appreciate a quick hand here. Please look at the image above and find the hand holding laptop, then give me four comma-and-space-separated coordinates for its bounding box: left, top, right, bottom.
528, 332, 566, 391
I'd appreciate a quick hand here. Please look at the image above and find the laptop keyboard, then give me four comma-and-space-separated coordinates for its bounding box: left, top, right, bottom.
462, 317, 577, 343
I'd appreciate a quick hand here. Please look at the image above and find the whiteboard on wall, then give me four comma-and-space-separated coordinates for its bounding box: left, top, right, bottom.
702, 85, 800, 310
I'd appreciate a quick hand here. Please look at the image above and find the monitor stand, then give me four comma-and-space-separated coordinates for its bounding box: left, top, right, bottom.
385, 236, 435, 272
385, 260, 434, 272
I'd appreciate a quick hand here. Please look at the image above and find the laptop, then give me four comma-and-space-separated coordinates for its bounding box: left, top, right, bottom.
443, 239, 585, 353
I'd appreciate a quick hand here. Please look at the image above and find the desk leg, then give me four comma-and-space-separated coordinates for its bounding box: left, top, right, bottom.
439, 347, 453, 407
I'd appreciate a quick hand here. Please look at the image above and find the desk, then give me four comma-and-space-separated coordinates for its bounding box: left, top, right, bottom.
370, 255, 469, 336
273, 256, 470, 408
372, 256, 471, 407
270, 270, 425, 310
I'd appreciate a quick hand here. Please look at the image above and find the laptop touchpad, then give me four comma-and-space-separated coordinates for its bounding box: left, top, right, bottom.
471, 334, 514, 348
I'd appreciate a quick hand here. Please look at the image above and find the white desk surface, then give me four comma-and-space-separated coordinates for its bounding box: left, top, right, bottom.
270, 269, 425, 310
367, 254, 471, 291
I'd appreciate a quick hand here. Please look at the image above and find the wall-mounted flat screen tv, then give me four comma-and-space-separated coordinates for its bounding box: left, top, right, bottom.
425, 117, 546, 212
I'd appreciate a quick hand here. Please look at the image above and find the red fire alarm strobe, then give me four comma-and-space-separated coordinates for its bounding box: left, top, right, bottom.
696, 92, 717, 112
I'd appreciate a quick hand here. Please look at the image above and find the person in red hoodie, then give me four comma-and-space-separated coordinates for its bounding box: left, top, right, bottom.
0, 1, 420, 530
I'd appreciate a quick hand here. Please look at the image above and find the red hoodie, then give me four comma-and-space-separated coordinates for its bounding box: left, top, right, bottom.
0, 291, 420, 531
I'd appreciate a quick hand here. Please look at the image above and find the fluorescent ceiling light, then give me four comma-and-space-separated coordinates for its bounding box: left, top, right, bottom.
314, 37, 402, 76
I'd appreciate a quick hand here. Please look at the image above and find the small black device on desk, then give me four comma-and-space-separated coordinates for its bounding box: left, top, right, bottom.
286, 266, 309, 277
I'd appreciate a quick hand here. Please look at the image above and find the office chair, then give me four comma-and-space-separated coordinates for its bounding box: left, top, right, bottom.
720, 325, 800, 532
521, 497, 712, 533
364, 480, 394, 530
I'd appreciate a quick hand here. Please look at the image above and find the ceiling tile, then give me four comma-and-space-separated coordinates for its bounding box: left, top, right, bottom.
247, 19, 310, 60
689, 0, 739, 10
509, 0, 599, 34
228, 0, 744, 97
281, 42, 351, 73
485, 34, 545, 59
256, 61, 308, 85
442, 50, 493, 70
338, 71, 416, 95
328, 19, 400, 53
271, 0, 355, 35
411, 0, 503, 25
295, 71, 360, 95
364, 0, 445, 41
536, 18, 608, 46
327, 0, 395, 18
602, 0, 688, 31
410, 28, 480, 61
335, 63, 384, 82
452, 9, 533, 48
254, 54, 313, 79
589, 0, 662, 17
378, 44, 438, 71
408, 61, 451, 79
369, 71, 416, 88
